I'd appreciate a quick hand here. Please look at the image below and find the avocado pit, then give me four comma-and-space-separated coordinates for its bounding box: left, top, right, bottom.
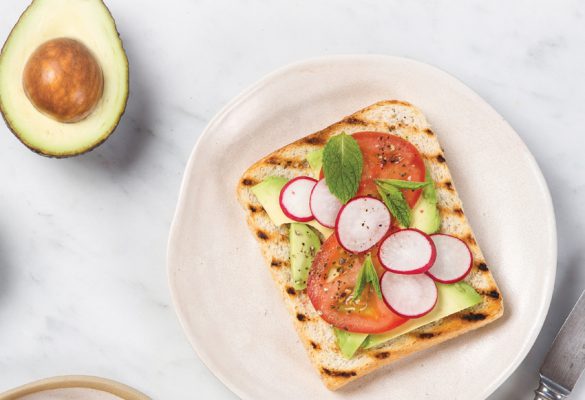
22, 38, 104, 123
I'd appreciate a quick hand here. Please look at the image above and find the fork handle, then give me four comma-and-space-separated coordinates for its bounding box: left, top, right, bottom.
534, 376, 570, 400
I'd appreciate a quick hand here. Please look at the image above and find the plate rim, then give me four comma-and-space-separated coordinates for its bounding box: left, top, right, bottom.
167, 54, 557, 399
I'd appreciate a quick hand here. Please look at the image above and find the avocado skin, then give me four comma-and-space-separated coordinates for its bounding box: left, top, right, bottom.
0, 0, 129, 158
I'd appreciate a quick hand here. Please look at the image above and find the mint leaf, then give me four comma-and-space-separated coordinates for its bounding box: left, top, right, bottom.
353, 254, 382, 300
377, 183, 411, 227
375, 177, 428, 227
366, 257, 383, 299
353, 263, 367, 300
376, 179, 428, 190
322, 133, 363, 203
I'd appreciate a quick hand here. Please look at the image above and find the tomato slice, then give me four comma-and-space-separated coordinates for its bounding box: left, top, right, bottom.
353, 131, 426, 207
307, 235, 407, 333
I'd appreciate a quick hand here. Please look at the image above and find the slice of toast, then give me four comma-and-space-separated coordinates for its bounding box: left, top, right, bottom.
236, 100, 503, 390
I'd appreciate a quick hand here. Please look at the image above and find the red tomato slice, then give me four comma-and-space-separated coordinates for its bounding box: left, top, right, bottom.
353, 131, 426, 207
307, 235, 408, 333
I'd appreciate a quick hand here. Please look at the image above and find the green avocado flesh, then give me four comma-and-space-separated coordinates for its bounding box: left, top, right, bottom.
334, 328, 368, 359
337, 282, 481, 357
306, 149, 323, 176
289, 223, 321, 290
410, 168, 441, 234
251, 177, 333, 237
0, 0, 129, 157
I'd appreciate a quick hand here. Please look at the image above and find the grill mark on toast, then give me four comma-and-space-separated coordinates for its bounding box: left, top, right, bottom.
286, 286, 296, 296
321, 367, 357, 378
462, 313, 486, 321
265, 156, 281, 165
484, 290, 500, 299
425, 128, 434, 136
418, 332, 436, 339
477, 262, 489, 271
439, 207, 464, 217
270, 258, 283, 268
374, 351, 390, 359
310, 341, 321, 350
241, 178, 257, 186
344, 116, 367, 125
256, 230, 269, 240
436, 154, 446, 163
264, 156, 306, 170
303, 135, 325, 145
296, 313, 308, 322
438, 180, 454, 191
248, 204, 260, 213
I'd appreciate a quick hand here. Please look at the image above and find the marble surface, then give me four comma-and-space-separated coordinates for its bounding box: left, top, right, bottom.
0, 0, 583, 399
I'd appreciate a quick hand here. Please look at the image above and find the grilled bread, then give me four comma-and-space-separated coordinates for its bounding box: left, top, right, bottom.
236, 100, 504, 390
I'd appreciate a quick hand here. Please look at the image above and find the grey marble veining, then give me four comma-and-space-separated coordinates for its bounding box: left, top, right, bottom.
0, 0, 584, 399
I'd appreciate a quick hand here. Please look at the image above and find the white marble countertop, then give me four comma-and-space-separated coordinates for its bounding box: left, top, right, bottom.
1, 0, 584, 399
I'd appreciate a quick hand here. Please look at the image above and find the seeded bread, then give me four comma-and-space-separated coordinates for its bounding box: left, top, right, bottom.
236, 100, 504, 390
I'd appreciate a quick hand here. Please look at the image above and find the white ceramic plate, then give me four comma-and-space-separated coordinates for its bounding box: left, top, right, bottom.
167, 55, 556, 400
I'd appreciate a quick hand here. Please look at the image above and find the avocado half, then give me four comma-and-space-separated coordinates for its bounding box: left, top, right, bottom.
0, 0, 129, 158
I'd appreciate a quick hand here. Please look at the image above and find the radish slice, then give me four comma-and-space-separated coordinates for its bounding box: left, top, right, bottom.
309, 179, 342, 228
427, 234, 473, 283
378, 229, 436, 274
380, 272, 438, 318
279, 177, 317, 222
335, 196, 391, 254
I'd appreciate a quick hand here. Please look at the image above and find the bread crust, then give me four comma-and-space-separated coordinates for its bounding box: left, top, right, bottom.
236, 100, 503, 390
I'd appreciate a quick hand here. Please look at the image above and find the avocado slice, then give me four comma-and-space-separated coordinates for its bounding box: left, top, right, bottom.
334, 328, 368, 359
306, 149, 323, 176
0, 0, 129, 157
362, 282, 482, 349
410, 168, 441, 234
251, 177, 333, 238
289, 223, 321, 290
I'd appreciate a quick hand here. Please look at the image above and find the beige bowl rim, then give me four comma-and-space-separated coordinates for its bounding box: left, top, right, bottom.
0, 375, 150, 400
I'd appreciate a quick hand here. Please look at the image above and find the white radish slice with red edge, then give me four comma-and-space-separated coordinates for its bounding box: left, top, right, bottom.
279, 177, 317, 222
309, 179, 342, 228
378, 229, 436, 274
335, 196, 391, 253
380, 272, 438, 318
427, 234, 473, 283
